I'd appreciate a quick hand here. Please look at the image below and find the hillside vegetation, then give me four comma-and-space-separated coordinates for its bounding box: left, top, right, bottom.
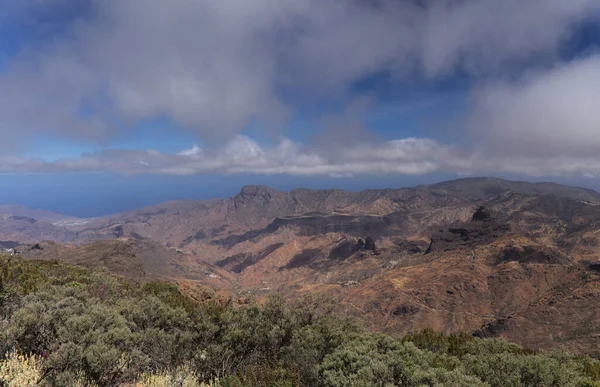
1, 253, 599, 386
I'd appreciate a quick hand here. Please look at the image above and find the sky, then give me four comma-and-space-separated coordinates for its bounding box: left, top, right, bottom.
0, 0, 599, 217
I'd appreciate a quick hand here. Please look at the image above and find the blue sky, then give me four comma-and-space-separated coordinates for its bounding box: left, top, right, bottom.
0, 1, 599, 216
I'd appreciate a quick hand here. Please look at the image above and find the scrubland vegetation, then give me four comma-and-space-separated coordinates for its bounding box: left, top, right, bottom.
1, 253, 599, 386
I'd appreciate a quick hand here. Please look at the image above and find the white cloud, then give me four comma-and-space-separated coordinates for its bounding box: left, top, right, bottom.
469, 54, 600, 157
1, 0, 599, 178
0, 136, 451, 176
421, 0, 599, 76
178, 144, 202, 157
0, 0, 597, 151
6, 128, 600, 178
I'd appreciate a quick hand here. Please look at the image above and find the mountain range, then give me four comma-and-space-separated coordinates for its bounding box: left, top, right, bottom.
3, 176, 600, 355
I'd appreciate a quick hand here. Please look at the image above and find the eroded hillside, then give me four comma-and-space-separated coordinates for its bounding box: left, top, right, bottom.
5, 177, 600, 354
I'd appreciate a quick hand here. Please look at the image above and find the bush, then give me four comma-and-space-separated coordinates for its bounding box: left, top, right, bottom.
319, 334, 486, 386
462, 352, 585, 386
1, 254, 599, 386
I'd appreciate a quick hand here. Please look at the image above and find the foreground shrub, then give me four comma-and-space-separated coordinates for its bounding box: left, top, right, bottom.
319, 335, 486, 386
462, 352, 586, 387
1, 254, 599, 386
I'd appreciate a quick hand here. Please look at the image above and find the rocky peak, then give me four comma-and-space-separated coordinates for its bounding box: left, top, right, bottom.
234, 185, 280, 206
364, 236, 377, 252
356, 239, 365, 250
239, 185, 273, 196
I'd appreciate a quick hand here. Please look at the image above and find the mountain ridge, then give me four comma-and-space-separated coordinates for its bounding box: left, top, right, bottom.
4, 177, 600, 353
3, 176, 600, 225
4, 176, 600, 247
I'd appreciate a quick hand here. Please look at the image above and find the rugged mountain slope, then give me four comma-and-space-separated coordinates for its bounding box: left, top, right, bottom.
16, 238, 234, 290
5, 177, 600, 354
215, 191, 600, 354
5, 177, 599, 247
67, 177, 600, 255
0, 214, 77, 243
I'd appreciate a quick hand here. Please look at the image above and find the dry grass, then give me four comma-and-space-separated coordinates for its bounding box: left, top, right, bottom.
0, 351, 41, 387
390, 276, 410, 289
133, 367, 213, 387
0, 352, 217, 387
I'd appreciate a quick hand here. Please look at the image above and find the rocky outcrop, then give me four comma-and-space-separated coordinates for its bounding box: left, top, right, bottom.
113, 225, 124, 238
472, 317, 515, 338
424, 240, 433, 255
233, 185, 277, 206
364, 237, 377, 252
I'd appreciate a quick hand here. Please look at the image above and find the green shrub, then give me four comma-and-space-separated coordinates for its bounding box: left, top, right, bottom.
0, 254, 599, 386
462, 352, 585, 387
319, 334, 486, 387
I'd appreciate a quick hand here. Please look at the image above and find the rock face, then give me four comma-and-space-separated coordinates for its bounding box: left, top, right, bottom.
473, 317, 515, 339
364, 237, 376, 252
356, 239, 365, 250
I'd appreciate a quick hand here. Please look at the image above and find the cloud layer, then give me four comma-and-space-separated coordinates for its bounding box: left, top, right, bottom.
470, 55, 600, 157
5, 126, 600, 178
1, 0, 597, 143
0, 0, 599, 178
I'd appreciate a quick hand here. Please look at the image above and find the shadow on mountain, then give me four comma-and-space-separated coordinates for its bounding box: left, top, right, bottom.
217, 243, 284, 273
498, 245, 567, 265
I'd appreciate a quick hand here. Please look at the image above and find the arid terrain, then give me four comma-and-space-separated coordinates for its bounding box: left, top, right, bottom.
4, 177, 600, 355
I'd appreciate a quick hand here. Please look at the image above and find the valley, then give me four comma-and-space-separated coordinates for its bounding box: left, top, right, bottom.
3, 177, 600, 355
